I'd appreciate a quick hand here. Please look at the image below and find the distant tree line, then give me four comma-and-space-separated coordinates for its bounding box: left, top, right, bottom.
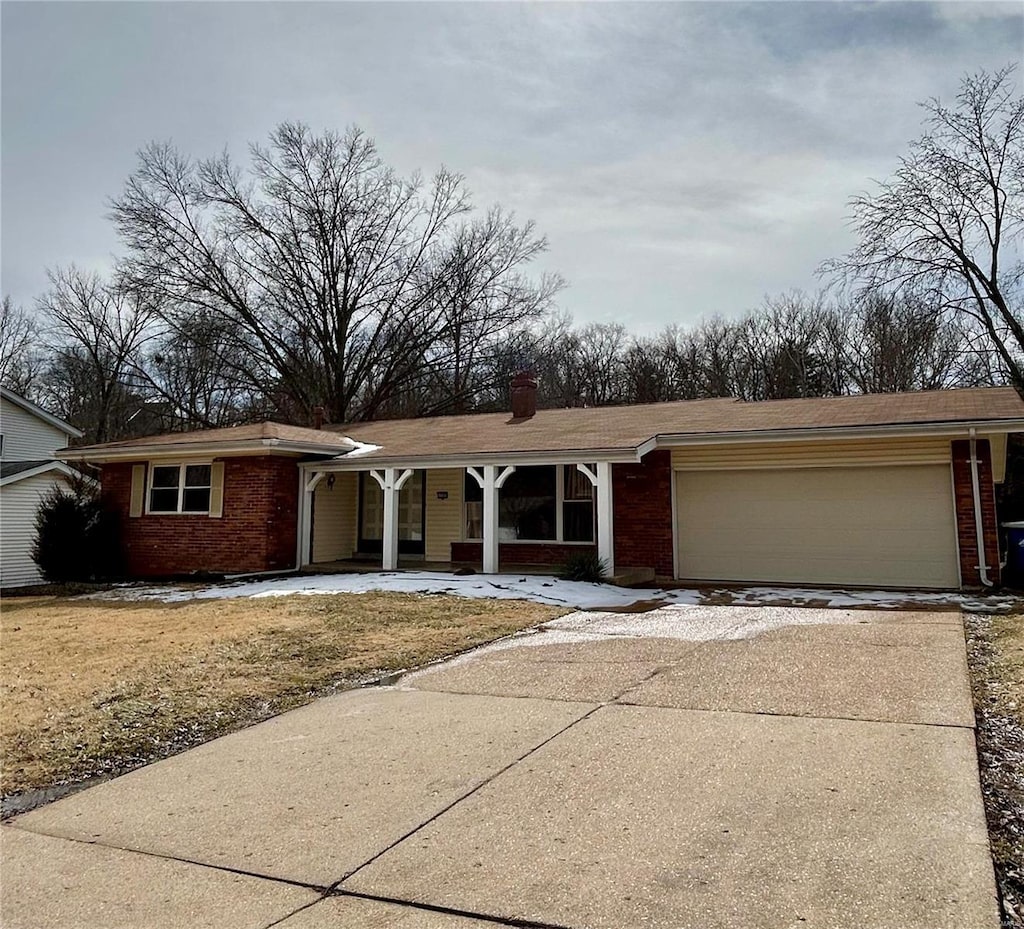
0, 273, 1002, 445
1, 67, 1020, 444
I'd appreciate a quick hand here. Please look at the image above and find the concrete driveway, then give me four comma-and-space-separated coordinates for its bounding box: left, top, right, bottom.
1, 604, 1001, 929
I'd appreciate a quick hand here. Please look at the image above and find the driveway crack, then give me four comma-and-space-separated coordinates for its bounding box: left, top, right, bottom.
328, 703, 602, 892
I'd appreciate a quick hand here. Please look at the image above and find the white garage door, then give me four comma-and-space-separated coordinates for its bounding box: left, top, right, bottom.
675, 465, 959, 589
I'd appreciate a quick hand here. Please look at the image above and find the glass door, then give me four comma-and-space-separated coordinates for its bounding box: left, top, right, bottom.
358, 471, 425, 555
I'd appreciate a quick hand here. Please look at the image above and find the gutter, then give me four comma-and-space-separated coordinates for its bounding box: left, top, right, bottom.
653, 418, 1024, 447
57, 438, 357, 463
968, 427, 994, 588
299, 448, 642, 471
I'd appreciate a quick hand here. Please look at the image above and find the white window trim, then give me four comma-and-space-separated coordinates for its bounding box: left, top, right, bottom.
461, 464, 596, 545
561, 464, 597, 544
146, 461, 214, 515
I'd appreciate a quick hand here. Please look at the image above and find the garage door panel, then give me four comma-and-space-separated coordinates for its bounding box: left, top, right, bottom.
675, 465, 958, 589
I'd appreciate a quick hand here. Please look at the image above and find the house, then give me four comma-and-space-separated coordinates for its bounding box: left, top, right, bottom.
1, 388, 84, 587
58, 377, 1024, 590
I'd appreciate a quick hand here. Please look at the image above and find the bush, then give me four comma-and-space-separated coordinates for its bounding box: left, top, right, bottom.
32, 482, 121, 583
561, 550, 609, 583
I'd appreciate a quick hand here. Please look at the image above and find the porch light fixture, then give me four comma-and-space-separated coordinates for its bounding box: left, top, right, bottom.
326, 474, 336, 490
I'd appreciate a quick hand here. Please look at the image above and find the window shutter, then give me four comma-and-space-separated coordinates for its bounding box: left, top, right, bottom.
209, 461, 225, 518
129, 465, 146, 518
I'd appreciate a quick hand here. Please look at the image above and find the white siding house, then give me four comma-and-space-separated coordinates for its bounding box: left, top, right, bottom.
1, 389, 82, 587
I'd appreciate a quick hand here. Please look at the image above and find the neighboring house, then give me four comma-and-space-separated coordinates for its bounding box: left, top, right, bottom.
60, 377, 1024, 591
1, 388, 83, 588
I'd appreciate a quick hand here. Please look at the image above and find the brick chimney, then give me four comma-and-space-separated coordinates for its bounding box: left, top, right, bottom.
510, 371, 538, 420
312, 406, 325, 430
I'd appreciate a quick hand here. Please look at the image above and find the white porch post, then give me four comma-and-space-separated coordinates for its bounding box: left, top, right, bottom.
370, 468, 414, 570
596, 461, 615, 577
300, 471, 326, 567
468, 465, 515, 574
577, 462, 615, 578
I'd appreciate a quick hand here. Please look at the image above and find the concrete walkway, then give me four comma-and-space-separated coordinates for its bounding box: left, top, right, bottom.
1, 606, 1001, 929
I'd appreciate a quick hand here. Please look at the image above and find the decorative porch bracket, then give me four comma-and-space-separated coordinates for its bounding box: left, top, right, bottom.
576, 462, 615, 578
467, 465, 516, 573
369, 468, 415, 570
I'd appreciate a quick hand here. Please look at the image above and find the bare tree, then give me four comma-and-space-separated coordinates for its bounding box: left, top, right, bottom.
825, 67, 1024, 392
36, 267, 155, 443
111, 123, 556, 424
841, 290, 971, 393
737, 293, 836, 400
145, 311, 263, 429
0, 297, 44, 396
367, 209, 563, 417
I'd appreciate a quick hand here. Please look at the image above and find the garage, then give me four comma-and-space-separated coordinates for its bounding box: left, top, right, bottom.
674, 464, 960, 589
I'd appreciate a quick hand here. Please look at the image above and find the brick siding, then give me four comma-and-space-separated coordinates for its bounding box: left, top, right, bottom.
101, 457, 299, 577
951, 439, 1001, 588
450, 541, 596, 568
612, 450, 674, 578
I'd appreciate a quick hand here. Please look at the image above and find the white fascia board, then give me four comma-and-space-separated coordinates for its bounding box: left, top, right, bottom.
298, 448, 641, 473
0, 461, 85, 487
59, 439, 355, 463
1, 387, 83, 438
652, 420, 1024, 448
635, 436, 659, 458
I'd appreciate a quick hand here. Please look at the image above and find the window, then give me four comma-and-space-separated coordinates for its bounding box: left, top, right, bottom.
148, 463, 212, 514
463, 465, 596, 543
563, 466, 595, 542
500, 466, 556, 540
464, 473, 483, 540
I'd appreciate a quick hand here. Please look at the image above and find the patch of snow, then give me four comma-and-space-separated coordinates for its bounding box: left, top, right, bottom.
547, 604, 873, 641
400, 603, 898, 684
82, 572, 656, 608
81, 571, 1021, 614
337, 440, 382, 458
399, 627, 612, 681
716, 585, 1018, 614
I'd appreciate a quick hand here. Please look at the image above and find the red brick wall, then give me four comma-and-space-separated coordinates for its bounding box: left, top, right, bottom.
951, 439, 1001, 588
101, 457, 299, 577
450, 541, 596, 568
612, 450, 674, 578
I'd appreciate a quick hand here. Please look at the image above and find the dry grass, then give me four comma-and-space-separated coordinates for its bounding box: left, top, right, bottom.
991, 614, 1024, 721
0, 592, 563, 797
966, 612, 1024, 926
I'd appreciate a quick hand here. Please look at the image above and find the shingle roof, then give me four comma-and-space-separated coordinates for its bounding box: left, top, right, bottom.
59, 387, 1024, 463
1, 460, 55, 479
61, 421, 357, 455
326, 387, 1024, 460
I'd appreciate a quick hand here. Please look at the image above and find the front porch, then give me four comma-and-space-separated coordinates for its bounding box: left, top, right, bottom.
297, 460, 617, 577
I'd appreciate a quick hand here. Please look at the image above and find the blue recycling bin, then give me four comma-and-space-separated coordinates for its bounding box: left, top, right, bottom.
1002, 521, 1024, 578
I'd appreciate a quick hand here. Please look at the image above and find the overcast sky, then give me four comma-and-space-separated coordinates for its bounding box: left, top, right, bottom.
2, 1, 1022, 333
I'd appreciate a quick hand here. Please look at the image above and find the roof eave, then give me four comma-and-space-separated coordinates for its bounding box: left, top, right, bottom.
653, 419, 1024, 447
58, 438, 356, 463
300, 447, 643, 471
0, 460, 85, 487
1, 388, 83, 438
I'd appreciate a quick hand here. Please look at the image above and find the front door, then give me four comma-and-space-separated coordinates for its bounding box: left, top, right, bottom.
358, 471, 426, 555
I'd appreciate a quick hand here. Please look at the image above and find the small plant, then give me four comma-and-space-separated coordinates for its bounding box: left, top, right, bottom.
561, 551, 609, 583
32, 480, 121, 583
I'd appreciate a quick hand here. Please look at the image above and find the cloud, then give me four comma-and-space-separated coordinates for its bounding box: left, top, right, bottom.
2, 1, 1021, 329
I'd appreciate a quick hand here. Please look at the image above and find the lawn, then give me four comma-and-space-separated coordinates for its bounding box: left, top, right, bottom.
0, 591, 564, 801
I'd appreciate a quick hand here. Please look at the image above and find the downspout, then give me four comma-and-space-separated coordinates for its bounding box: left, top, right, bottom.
968, 428, 994, 588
